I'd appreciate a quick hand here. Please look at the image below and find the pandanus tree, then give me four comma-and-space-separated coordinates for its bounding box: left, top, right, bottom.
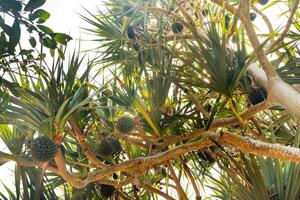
1, 0, 300, 199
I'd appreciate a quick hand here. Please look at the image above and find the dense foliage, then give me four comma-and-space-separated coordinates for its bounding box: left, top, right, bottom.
0, 0, 300, 199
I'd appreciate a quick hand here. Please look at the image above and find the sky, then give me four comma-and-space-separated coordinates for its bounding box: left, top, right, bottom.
0, 0, 290, 198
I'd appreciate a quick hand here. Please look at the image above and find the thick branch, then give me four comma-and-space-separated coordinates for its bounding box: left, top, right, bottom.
219, 132, 300, 162
239, 0, 278, 79
5, 130, 300, 189
247, 64, 300, 118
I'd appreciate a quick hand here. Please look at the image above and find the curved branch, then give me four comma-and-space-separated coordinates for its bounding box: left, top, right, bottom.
251, 6, 274, 44
5, 130, 300, 189
219, 131, 300, 162
69, 120, 106, 168
167, 161, 188, 200
115, 131, 148, 149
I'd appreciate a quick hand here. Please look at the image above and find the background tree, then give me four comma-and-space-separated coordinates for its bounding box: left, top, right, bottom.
1, 0, 300, 199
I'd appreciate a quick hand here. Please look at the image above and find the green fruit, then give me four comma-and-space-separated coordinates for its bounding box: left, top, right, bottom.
115, 116, 135, 133
30, 136, 57, 162
100, 184, 115, 198
225, 15, 231, 29
97, 141, 114, 158
172, 22, 184, 34
110, 139, 122, 154
258, 0, 269, 5
248, 87, 267, 105
250, 12, 257, 21
127, 25, 136, 39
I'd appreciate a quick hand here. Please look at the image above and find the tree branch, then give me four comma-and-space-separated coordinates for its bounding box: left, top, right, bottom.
141, 183, 176, 200
247, 64, 300, 117
157, 101, 270, 148
167, 161, 188, 200
251, 6, 274, 44
69, 120, 106, 168
219, 131, 300, 162
180, 157, 201, 199
4, 129, 300, 189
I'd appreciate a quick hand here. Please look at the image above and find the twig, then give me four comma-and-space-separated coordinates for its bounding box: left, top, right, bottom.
141, 183, 176, 200
180, 157, 201, 199
115, 131, 148, 149
175, 82, 210, 119
157, 101, 270, 148
167, 161, 188, 200
251, 6, 274, 44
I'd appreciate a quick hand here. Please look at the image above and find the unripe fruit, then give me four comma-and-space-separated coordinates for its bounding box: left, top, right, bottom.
250, 12, 257, 21
97, 140, 114, 158
115, 116, 135, 133
225, 15, 231, 29
248, 87, 267, 105
127, 26, 136, 39
110, 139, 122, 154
30, 136, 57, 162
172, 22, 184, 34
258, 0, 269, 5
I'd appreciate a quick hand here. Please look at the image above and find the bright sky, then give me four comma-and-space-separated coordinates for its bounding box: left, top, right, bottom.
0, 0, 290, 198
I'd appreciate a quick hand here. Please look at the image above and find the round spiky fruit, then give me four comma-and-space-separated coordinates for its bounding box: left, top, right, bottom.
115, 116, 135, 133
97, 141, 114, 158
30, 136, 57, 162
127, 25, 136, 39
100, 184, 115, 198
249, 87, 267, 105
258, 0, 269, 5
250, 12, 257, 21
172, 22, 184, 34
110, 139, 122, 154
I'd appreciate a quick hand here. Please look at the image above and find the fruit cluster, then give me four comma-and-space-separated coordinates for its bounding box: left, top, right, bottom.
30, 136, 57, 162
